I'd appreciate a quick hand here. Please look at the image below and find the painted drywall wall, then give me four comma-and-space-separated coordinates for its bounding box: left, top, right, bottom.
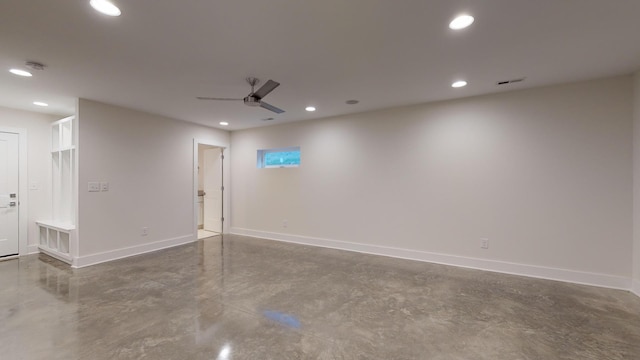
633, 71, 640, 295
231, 76, 633, 286
77, 99, 229, 262
197, 143, 220, 192
0, 106, 59, 251
198, 145, 205, 191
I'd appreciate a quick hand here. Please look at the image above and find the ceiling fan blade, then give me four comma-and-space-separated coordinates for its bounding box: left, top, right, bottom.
260, 101, 285, 114
252, 80, 280, 99
196, 97, 243, 101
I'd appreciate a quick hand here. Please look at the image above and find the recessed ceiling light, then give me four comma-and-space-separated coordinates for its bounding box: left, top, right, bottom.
452, 80, 468, 88
33, 102, 48, 107
9, 69, 32, 77
449, 15, 474, 30
219, 121, 229, 126
305, 106, 316, 112
90, 0, 121, 16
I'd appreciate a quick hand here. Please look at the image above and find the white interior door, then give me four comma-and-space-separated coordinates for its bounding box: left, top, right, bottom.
203, 148, 222, 233
0, 132, 19, 257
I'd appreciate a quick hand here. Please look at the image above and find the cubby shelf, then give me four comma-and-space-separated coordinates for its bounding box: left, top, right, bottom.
37, 220, 74, 264
51, 146, 76, 153
38, 116, 76, 265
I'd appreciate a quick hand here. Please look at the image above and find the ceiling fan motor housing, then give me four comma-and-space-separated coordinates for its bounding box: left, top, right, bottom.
244, 96, 261, 106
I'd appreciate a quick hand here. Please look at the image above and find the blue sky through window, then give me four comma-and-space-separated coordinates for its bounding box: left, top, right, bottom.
264, 151, 300, 167
258, 147, 301, 168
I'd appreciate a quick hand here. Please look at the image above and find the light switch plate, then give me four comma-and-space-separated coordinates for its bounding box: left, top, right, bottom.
88, 182, 100, 192
100, 182, 109, 192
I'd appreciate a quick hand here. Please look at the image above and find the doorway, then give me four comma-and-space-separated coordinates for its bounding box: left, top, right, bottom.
197, 144, 223, 239
0, 131, 20, 258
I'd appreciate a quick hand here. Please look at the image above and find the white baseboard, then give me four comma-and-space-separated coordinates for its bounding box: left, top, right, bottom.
0, 255, 19, 262
231, 227, 631, 291
632, 279, 640, 297
27, 244, 39, 255
73, 234, 196, 268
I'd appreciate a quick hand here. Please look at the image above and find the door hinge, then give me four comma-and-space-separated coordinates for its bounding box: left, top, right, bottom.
221, 186, 224, 191
221, 217, 224, 222
220, 154, 225, 160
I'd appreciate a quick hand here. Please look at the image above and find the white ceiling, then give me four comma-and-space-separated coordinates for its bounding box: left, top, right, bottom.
1, 0, 639, 130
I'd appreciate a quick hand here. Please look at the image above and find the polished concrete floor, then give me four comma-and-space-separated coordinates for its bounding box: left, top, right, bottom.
1, 235, 640, 359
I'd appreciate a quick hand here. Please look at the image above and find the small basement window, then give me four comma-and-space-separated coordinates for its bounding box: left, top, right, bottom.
257, 146, 301, 168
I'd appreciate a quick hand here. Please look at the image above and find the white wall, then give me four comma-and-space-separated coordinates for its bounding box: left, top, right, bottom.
77, 99, 229, 265
0, 106, 59, 252
633, 71, 640, 296
231, 76, 633, 288
197, 144, 220, 192
198, 145, 205, 191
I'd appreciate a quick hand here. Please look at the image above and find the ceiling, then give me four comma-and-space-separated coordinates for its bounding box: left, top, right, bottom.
1, 0, 639, 131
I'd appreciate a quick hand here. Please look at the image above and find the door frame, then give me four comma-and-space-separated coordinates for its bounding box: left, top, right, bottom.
193, 139, 229, 238
0, 126, 28, 256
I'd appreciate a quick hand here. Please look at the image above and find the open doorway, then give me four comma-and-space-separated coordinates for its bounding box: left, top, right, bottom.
197, 144, 223, 239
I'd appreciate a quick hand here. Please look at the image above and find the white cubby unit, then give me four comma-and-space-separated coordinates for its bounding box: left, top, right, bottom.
38, 116, 77, 265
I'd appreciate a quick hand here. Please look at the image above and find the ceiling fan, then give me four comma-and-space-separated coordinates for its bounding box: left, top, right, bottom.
197, 77, 285, 114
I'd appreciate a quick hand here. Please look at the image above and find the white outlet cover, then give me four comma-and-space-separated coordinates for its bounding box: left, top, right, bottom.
29, 181, 39, 190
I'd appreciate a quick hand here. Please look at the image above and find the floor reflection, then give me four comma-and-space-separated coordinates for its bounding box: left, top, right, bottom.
1, 234, 640, 359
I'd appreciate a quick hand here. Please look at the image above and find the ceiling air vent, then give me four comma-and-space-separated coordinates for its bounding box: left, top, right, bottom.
496, 77, 526, 86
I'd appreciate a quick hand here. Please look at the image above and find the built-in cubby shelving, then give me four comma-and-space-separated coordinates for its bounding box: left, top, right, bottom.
37, 221, 74, 263
38, 116, 76, 265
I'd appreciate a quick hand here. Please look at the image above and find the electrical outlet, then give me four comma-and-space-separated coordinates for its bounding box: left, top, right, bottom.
100, 182, 109, 191
141, 227, 149, 236
88, 182, 100, 192
480, 238, 489, 249
282, 219, 288, 228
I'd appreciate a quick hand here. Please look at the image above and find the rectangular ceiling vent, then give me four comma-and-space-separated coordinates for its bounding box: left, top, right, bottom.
496, 77, 526, 86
